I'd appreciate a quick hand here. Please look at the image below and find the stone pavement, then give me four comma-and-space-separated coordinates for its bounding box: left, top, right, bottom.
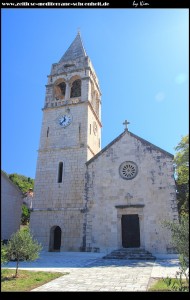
4, 251, 181, 292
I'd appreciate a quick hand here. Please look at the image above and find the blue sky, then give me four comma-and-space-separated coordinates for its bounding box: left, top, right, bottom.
2, 8, 189, 179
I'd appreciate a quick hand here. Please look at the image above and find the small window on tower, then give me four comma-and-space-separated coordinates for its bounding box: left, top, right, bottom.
47, 127, 49, 137
58, 162, 63, 183
95, 99, 99, 116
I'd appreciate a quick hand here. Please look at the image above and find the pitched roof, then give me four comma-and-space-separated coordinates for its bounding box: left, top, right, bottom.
1, 170, 24, 196
86, 130, 174, 166
59, 32, 87, 63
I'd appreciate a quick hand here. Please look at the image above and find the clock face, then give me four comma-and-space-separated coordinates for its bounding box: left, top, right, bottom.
58, 114, 72, 128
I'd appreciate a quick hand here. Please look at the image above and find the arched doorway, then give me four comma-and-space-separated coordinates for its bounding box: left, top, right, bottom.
49, 226, 62, 252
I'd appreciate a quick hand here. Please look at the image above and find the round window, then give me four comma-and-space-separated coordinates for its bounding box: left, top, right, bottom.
119, 161, 138, 180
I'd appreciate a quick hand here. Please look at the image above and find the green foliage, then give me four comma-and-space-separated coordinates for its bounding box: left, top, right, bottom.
6, 227, 42, 277
175, 135, 189, 183
6, 172, 33, 225
21, 204, 30, 225
163, 215, 189, 263
1, 242, 8, 265
162, 215, 189, 291
162, 256, 189, 292
162, 276, 188, 292
174, 135, 189, 214
149, 277, 188, 292
8, 173, 34, 194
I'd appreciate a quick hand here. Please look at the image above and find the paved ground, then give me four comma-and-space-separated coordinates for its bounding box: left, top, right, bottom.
4, 251, 181, 292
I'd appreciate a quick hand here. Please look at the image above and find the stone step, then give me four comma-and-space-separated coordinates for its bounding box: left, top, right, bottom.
111, 249, 150, 254
103, 248, 156, 260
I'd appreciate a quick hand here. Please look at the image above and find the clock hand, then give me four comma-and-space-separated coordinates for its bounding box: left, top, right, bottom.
60, 116, 66, 125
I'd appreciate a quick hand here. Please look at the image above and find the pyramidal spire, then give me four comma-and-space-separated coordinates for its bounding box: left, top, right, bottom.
59, 32, 87, 63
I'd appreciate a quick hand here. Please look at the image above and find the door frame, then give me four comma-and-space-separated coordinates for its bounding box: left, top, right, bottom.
116, 207, 144, 249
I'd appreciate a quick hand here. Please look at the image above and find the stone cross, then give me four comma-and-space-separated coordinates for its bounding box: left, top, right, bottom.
125, 193, 133, 205
123, 120, 130, 131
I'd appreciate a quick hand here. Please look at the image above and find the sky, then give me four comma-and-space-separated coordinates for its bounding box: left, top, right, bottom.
1, 7, 189, 179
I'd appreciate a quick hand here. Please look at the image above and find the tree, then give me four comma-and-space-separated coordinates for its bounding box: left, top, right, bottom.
163, 215, 189, 291
8, 173, 34, 194
21, 204, 30, 225
6, 227, 42, 277
164, 215, 189, 263
174, 135, 189, 215
161, 135, 189, 291
6, 172, 34, 225
1, 242, 8, 265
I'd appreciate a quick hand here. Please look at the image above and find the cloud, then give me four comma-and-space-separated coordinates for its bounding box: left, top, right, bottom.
175, 73, 187, 85
155, 92, 166, 102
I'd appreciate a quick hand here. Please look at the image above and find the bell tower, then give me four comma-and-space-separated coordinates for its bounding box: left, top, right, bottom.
30, 32, 102, 251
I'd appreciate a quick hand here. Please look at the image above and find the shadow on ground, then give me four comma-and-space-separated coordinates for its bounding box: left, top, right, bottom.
3, 251, 180, 270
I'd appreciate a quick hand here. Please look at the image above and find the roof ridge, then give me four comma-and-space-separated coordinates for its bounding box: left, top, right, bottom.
59, 32, 87, 63
86, 130, 173, 165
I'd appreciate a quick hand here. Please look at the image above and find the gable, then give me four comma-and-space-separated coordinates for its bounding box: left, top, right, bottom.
86, 130, 173, 166
1, 171, 24, 197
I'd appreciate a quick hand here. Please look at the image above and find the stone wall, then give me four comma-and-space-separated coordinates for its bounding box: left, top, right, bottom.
30, 210, 83, 251
1, 172, 23, 240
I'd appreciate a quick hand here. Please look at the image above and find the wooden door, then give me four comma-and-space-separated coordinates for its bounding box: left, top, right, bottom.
122, 214, 140, 248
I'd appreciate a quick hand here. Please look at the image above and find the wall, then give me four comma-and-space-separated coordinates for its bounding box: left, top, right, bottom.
1, 173, 23, 240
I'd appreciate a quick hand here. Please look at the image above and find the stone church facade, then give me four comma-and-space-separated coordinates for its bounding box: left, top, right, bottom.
30, 33, 178, 255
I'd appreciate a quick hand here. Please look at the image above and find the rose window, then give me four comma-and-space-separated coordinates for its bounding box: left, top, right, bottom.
119, 161, 138, 180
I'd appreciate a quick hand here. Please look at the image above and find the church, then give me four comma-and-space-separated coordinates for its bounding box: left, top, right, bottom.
30, 33, 178, 256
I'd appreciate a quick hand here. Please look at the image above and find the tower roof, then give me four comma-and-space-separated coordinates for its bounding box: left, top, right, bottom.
59, 32, 87, 63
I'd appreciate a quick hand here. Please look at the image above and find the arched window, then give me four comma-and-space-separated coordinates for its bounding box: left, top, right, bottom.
58, 82, 66, 95
54, 82, 66, 100
58, 162, 63, 183
70, 79, 81, 98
